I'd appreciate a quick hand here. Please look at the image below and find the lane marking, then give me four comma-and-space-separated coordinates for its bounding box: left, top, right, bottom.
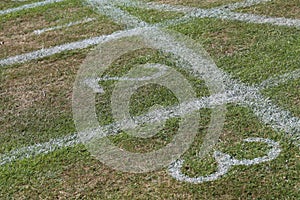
0, 28, 145, 66
216, 0, 273, 10
258, 68, 300, 89
0, 0, 65, 15
114, 0, 300, 28
33, 17, 96, 35
115, 0, 273, 12
0, 134, 79, 166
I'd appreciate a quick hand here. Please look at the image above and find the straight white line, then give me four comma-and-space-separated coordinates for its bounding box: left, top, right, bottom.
115, 0, 300, 28
88, 0, 148, 28
0, 134, 79, 166
258, 68, 300, 89
216, 0, 273, 11
0, 0, 65, 15
116, 0, 273, 12
154, 3, 300, 28
0, 28, 145, 66
33, 17, 96, 35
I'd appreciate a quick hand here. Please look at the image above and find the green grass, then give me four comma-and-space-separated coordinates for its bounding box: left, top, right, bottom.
0, 0, 299, 199
262, 78, 300, 117
237, 0, 300, 19
0, 106, 299, 199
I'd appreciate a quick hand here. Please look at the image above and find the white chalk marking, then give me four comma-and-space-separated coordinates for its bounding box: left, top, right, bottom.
216, 0, 273, 11
88, 0, 148, 28
83, 63, 168, 93
155, 4, 300, 28
0, 134, 79, 166
33, 17, 96, 35
169, 137, 281, 183
0, 0, 65, 15
114, 0, 300, 28
0, 28, 146, 66
116, 0, 272, 13
258, 68, 300, 89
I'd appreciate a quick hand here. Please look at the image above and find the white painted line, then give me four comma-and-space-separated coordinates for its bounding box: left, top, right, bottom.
88, 0, 148, 28
117, 0, 273, 13
1, 80, 299, 166
258, 68, 300, 89
114, 0, 300, 28
33, 17, 96, 35
0, 28, 146, 66
0, 134, 79, 166
0, 0, 65, 15
83, 63, 168, 93
155, 4, 300, 28
224, 78, 300, 145
216, 0, 273, 11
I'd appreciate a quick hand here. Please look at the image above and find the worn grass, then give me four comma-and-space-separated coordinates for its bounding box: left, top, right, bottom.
0, 0, 299, 199
0, 0, 122, 58
237, 0, 300, 19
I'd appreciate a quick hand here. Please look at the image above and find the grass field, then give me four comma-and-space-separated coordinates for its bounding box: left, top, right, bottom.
0, 0, 299, 199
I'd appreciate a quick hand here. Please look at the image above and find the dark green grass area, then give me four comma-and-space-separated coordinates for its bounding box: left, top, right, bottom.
262, 78, 300, 118
0, 105, 299, 199
237, 0, 300, 19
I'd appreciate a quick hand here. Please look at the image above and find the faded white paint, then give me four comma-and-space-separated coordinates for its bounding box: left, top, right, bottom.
33, 18, 96, 35
0, 0, 65, 15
